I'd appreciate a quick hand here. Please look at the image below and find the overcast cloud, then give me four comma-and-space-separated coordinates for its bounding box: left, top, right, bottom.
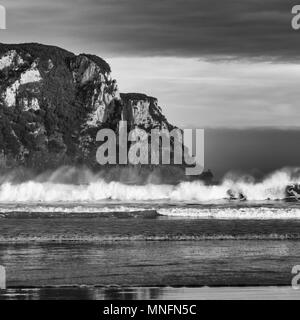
1, 0, 300, 128
0, 0, 298, 60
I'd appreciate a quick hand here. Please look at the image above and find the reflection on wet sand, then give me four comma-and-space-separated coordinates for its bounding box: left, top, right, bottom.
1, 286, 300, 300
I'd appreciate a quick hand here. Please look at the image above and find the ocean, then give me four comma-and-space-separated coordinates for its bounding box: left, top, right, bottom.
1, 169, 300, 299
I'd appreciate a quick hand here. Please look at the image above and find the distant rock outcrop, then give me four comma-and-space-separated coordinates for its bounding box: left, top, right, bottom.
0, 43, 211, 183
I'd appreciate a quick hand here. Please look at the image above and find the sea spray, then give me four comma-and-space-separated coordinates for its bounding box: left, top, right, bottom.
0, 167, 300, 202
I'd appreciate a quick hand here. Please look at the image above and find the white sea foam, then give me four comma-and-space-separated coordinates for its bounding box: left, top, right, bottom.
0, 205, 299, 220
157, 207, 300, 220
0, 205, 150, 214
0, 167, 299, 202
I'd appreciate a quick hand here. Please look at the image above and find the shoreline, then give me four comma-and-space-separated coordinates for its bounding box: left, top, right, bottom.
0, 286, 300, 300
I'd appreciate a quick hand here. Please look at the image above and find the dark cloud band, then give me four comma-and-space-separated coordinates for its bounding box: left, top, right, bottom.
1, 0, 299, 61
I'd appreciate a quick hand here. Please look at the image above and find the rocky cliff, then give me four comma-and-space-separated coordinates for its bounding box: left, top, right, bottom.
0, 43, 211, 183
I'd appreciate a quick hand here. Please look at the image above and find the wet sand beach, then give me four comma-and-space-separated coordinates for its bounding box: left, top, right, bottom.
1, 286, 300, 300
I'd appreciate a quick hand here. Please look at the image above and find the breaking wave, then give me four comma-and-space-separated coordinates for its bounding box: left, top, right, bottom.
0, 205, 147, 213
157, 207, 300, 219
0, 205, 151, 214
0, 205, 157, 218
0, 167, 300, 202
1, 205, 300, 220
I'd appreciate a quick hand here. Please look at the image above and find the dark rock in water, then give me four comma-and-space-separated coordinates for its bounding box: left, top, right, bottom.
0, 43, 211, 183
226, 188, 246, 201
285, 184, 300, 200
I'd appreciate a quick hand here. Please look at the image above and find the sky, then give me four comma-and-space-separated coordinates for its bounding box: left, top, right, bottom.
1, 0, 300, 177
1, 0, 300, 128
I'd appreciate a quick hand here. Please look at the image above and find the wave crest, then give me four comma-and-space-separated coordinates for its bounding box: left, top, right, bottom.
0, 167, 300, 202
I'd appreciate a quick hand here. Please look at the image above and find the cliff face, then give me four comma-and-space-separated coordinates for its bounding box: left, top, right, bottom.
0, 43, 210, 182
121, 93, 173, 130
0, 43, 169, 168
